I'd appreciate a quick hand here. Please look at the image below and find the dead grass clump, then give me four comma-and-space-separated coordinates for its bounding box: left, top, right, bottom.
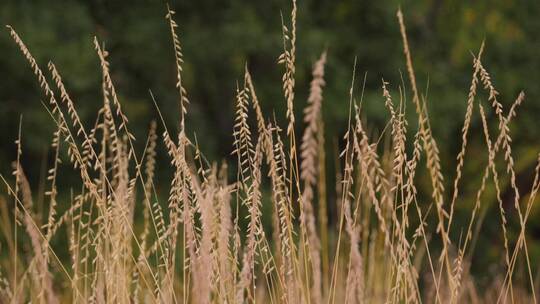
1, 3, 539, 304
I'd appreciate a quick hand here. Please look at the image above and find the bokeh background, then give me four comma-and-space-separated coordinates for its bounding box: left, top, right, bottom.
2, 0, 540, 281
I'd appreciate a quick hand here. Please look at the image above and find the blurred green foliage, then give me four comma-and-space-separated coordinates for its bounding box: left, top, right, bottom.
1, 0, 540, 275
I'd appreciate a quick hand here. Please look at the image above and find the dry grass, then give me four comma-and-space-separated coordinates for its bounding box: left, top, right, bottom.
1, 3, 539, 304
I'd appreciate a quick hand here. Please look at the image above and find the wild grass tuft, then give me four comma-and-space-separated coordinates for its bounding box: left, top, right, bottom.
1, 3, 539, 304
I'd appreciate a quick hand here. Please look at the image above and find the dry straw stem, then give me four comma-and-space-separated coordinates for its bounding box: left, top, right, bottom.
475, 55, 533, 302
15, 165, 59, 304
328, 58, 357, 304
278, 0, 298, 136
446, 43, 484, 234
300, 51, 326, 304
352, 103, 420, 302
166, 5, 190, 131
397, 9, 453, 292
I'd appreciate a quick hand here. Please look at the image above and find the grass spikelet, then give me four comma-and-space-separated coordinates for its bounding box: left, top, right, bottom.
300, 51, 326, 304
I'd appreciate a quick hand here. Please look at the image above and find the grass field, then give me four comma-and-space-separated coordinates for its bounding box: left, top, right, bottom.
0, 2, 539, 303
